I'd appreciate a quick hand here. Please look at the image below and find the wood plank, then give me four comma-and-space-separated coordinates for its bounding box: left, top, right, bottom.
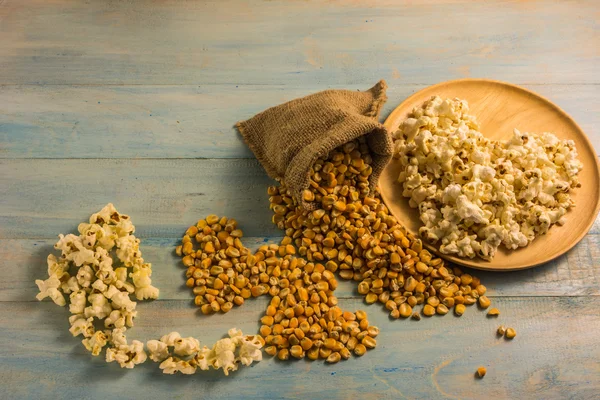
1, 0, 599, 85
0, 158, 279, 239
3, 158, 599, 240
5, 232, 599, 303
1, 297, 598, 399
1, 84, 599, 159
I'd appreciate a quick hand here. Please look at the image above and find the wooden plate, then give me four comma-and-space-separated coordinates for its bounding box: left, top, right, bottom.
380, 79, 600, 271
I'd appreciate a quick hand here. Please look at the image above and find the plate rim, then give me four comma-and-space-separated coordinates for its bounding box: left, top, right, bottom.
381, 78, 600, 271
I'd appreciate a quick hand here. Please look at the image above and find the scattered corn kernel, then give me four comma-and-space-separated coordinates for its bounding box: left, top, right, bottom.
477, 366, 487, 378
487, 308, 500, 316
505, 328, 516, 339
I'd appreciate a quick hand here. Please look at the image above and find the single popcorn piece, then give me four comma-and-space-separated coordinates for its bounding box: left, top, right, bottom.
35, 275, 66, 306
212, 337, 238, 376
89, 203, 119, 225
130, 266, 160, 300
115, 235, 140, 267
121, 309, 137, 328
61, 276, 80, 294
82, 330, 109, 356
111, 328, 128, 347
114, 268, 135, 293
46, 254, 68, 277
106, 340, 147, 369
160, 332, 182, 347
110, 291, 137, 312
135, 285, 159, 300
146, 340, 169, 362
228, 328, 243, 343
69, 290, 87, 314
66, 241, 97, 267
393, 96, 583, 260
76, 265, 95, 288
159, 357, 178, 374
175, 359, 197, 375
68, 315, 95, 338
104, 309, 126, 329
54, 234, 82, 257
237, 335, 264, 366
157, 356, 199, 375
194, 346, 213, 371
173, 336, 201, 357
84, 293, 114, 319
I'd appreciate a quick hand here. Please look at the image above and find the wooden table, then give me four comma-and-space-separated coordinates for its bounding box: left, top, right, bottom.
1, 1, 599, 399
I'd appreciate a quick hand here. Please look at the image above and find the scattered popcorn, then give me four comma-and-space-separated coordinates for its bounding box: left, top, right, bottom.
35, 204, 158, 364
35, 204, 261, 377
152, 329, 263, 375
393, 96, 583, 260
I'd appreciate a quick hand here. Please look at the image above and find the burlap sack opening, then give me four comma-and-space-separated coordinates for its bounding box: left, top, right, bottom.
236, 80, 393, 210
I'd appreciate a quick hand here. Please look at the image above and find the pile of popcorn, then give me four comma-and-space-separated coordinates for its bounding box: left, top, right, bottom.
35, 204, 262, 375
392, 96, 583, 260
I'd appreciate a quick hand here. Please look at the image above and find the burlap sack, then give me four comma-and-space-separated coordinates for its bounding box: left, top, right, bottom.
236, 80, 393, 210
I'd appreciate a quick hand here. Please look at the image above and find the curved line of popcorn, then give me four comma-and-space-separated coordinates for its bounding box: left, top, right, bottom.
35, 203, 263, 375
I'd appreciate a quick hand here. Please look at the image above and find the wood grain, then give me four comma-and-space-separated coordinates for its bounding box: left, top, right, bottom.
380, 79, 600, 270
1, 0, 599, 398
4, 233, 599, 303
1, 84, 598, 159
1, 297, 598, 400
0, 159, 279, 239
0, 0, 598, 85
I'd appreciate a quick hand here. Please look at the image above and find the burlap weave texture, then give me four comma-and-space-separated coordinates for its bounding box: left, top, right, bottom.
236, 80, 393, 209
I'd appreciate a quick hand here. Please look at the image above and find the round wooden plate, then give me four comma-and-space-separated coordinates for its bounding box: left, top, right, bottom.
380, 79, 600, 271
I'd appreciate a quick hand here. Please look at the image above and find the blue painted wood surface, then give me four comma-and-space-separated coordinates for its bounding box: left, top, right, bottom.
1, 1, 599, 399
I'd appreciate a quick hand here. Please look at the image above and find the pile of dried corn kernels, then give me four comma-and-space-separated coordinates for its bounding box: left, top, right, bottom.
177, 215, 379, 363
177, 137, 494, 365
267, 138, 492, 319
